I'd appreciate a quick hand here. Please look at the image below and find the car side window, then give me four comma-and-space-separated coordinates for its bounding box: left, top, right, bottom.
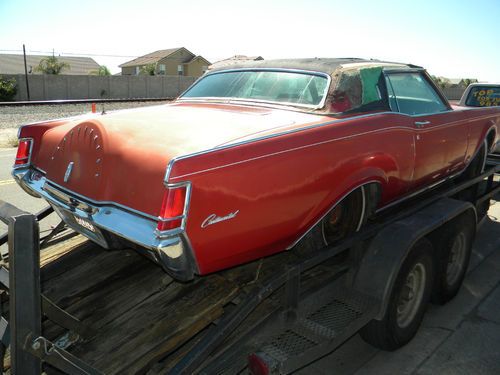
386, 73, 448, 115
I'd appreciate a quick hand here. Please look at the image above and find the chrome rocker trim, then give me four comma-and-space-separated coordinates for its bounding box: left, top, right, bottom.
12, 167, 197, 281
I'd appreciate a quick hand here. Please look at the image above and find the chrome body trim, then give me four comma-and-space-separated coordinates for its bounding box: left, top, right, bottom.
12, 167, 197, 279
356, 186, 366, 232
178, 68, 332, 110
63, 161, 74, 183
37, 179, 160, 222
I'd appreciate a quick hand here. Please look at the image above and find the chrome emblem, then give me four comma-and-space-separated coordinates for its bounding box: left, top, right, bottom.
201, 210, 239, 228
64, 162, 74, 183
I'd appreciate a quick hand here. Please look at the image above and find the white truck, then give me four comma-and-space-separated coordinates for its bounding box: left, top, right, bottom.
459, 83, 500, 155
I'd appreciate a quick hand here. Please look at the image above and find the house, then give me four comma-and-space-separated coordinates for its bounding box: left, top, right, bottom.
0, 54, 100, 75
119, 47, 210, 77
209, 55, 264, 70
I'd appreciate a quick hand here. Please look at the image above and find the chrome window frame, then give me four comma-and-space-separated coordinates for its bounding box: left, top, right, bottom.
178, 68, 332, 110
382, 68, 452, 116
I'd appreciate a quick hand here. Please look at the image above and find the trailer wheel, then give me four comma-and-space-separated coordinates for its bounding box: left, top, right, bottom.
360, 237, 434, 351
431, 215, 474, 305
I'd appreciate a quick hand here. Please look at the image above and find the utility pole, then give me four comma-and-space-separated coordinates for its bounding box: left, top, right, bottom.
22, 44, 31, 101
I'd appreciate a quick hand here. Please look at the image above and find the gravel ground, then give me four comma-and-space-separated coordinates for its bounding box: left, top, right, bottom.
0, 101, 170, 147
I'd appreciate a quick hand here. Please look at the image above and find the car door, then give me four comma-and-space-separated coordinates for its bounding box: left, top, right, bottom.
385, 71, 469, 190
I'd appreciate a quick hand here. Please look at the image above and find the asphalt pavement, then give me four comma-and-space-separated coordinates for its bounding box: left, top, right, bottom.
0, 147, 60, 255
0, 146, 499, 373
300, 190, 500, 374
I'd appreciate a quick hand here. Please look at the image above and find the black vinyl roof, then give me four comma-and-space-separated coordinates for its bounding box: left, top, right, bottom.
209, 58, 411, 76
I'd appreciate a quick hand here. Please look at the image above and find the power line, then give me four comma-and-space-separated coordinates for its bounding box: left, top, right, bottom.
0, 49, 138, 58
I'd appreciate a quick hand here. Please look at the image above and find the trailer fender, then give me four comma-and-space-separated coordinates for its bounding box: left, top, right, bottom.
353, 198, 476, 320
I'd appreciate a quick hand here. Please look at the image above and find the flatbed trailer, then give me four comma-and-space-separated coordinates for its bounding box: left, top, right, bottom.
0, 160, 499, 375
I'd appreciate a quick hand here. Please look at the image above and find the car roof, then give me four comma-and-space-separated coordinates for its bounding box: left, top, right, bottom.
208, 58, 414, 76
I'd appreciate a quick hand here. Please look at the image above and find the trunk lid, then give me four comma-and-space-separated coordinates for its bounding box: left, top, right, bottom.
33, 102, 323, 217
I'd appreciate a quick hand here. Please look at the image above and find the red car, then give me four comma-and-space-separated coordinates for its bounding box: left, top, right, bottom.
13, 58, 500, 280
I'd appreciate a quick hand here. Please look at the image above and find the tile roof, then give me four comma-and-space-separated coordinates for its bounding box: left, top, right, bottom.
119, 48, 191, 68
0, 54, 100, 75
185, 55, 211, 65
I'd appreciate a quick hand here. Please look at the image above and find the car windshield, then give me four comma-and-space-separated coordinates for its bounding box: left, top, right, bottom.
465, 86, 500, 107
181, 70, 329, 107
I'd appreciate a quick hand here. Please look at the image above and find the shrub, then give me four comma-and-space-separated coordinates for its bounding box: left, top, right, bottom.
35, 56, 70, 74
0, 76, 18, 101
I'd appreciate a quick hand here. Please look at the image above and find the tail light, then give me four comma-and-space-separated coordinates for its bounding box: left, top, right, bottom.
248, 353, 277, 375
14, 138, 33, 167
157, 184, 189, 232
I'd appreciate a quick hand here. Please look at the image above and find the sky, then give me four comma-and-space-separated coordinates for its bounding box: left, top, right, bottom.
0, 0, 499, 81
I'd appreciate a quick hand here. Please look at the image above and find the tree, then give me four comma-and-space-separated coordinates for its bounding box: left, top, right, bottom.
0, 75, 17, 101
140, 63, 156, 76
460, 78, 478, 87
91, 65, 111, 76
431, 75, 451, 89
35, 55, 70, 74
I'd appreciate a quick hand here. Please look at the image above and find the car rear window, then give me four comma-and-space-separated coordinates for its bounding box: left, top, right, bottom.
465, 86, 500, 107
181, 70, 329, 107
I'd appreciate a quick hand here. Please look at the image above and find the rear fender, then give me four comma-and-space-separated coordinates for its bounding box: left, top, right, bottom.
288, 167, 386, 250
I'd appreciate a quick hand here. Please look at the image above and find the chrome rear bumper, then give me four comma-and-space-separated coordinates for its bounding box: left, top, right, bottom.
12, 167, 196, 281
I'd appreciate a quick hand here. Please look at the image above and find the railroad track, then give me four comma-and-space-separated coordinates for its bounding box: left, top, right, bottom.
0, 98, 174, 106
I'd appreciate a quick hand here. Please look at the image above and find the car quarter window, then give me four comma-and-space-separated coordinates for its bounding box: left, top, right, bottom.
330, 67, 390, 113
386, 72, 448, 115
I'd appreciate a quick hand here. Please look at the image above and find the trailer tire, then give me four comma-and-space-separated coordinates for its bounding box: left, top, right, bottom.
360, 237, 434, 351
431, 215, 474, 305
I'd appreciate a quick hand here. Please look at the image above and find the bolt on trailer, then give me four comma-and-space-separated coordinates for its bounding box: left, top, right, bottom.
0, 160, 498, 375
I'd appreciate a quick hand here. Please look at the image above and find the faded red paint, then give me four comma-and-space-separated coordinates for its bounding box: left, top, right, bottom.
18, 102, 500, 275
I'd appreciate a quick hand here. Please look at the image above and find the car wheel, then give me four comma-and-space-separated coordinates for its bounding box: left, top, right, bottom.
462, 140, 487, 180
456, 140, 489, 220
294, 186, 369, 254
360, 237, 434, 351
431, 215, 474, 305
321, 186, 367, 246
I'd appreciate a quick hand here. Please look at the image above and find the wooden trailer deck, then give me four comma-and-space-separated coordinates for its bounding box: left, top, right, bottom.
22, 233, 345, 374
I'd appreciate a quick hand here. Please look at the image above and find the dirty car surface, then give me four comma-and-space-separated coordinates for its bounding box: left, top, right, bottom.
13, 58, 500, 280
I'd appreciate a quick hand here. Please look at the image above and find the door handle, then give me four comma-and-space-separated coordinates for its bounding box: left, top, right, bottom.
415, 121, 430, 128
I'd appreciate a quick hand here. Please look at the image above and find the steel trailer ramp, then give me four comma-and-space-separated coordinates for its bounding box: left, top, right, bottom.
201, 274, 380, 375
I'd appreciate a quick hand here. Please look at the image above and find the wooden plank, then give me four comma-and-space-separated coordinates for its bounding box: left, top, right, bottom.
42, 247, 145, 307
40, 235, 87, 268
35, 234, 347, 374
70, 274, 239, 374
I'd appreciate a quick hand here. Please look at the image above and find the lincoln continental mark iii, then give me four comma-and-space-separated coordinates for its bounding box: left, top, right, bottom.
13, 58, 500, 280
